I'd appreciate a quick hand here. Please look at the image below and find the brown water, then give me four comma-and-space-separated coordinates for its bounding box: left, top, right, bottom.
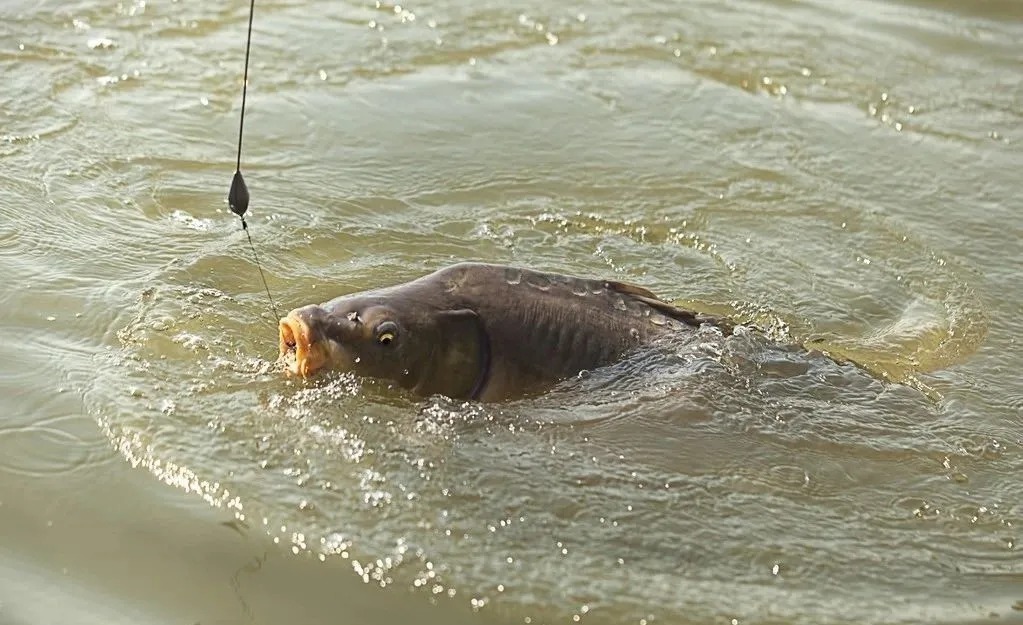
1, 0, 1021, 623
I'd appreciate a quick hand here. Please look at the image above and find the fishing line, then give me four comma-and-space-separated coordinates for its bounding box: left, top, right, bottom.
228, 0, 280, 320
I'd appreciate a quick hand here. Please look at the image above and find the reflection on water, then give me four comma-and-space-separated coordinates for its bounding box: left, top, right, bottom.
1, 0, 1021, 622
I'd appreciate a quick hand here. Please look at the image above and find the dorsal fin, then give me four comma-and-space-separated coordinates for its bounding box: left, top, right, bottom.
606, 280, 734, 334
603, 280, 660, 301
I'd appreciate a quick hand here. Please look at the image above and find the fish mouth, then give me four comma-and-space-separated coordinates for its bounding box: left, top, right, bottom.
278, 314, 329, 377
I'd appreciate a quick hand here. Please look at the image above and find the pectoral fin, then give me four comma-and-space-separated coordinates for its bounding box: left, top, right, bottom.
414, 308, 491, 400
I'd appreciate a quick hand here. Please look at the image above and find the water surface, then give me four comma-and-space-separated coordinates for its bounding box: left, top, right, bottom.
1, 0, 1021, 623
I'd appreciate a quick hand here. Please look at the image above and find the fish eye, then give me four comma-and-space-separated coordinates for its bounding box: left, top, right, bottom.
375, 321, 398, 346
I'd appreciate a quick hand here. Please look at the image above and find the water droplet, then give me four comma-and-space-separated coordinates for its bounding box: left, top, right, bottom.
614, 297, 628, 311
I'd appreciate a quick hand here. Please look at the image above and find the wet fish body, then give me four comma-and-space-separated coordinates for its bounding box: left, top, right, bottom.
278, 262, 722, 401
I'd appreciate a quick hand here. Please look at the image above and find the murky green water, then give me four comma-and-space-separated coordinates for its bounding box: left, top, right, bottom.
2, 0, 1021, 623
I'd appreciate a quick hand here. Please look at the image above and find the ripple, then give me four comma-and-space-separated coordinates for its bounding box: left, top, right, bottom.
7, 0, 1009, 622
83, 257, 1004, 624
469, 205, 987, 392
0, 417, 108, 477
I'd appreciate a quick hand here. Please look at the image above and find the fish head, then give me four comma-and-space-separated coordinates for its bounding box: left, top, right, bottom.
278, 294, 489, 398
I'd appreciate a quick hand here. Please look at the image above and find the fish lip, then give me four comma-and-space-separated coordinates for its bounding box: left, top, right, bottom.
278, 313, 327, 377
